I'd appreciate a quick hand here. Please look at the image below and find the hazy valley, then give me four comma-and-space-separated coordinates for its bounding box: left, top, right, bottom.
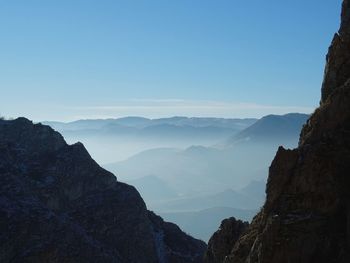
45, 113, 309, 241
1, 1, 347, 262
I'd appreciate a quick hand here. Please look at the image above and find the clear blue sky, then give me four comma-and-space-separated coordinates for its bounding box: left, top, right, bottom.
0, 0, 342, 121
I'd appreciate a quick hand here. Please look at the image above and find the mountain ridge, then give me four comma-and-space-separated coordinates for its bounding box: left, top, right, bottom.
0, 117, 206, 263
223, 113, 309, 147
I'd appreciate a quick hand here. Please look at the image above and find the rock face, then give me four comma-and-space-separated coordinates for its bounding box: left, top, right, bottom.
321, 0, 350, 103
205, 1, 350, 263
0, 117, 206, 263
204, 218, 248, 263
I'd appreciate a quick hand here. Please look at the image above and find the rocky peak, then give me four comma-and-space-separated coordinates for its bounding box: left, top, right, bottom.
0, 117, 66, 152
0, 118, 206, 262
204, 218, 248, 263
321, 0, 350, 103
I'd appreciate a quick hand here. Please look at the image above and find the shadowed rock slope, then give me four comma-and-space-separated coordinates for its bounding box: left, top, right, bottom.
205, 1, 350, 262
204, 218, 248, 263
0, 117, 206, 263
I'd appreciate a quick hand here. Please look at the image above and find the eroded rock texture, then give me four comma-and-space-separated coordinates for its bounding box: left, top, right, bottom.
205, 1, 350, 262
0, 117, 206, 263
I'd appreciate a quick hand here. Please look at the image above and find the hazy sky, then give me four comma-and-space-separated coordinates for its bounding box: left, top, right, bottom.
0, 0, 342, 121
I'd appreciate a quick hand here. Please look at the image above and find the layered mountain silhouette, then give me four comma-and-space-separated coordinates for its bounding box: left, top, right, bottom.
102, 113, 307, 241
205, 1, 350, 262
106, 113, 308, 200
224, 113, 309, 147
44, 117, 256, 164
124, 176, 262, 242
0, 118, 206, 263
45, 117, 256, 131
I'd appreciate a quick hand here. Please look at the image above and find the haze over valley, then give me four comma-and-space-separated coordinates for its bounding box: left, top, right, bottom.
45, 113, 309, 241
1, 1, 344, 262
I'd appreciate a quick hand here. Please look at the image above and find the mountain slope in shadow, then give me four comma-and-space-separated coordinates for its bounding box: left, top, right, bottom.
0, 118, 206, 263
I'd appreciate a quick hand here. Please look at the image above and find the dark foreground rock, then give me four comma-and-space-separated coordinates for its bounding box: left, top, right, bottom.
0, 117, 206, 263
204, 218, 248, 263
205, 1, 350, 262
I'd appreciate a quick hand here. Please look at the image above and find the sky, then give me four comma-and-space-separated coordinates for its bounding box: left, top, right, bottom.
0, 0, 342, 121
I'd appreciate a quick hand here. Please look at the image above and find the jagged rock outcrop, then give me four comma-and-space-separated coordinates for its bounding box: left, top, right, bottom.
205, 1, 350, 262
204, 218, 248, 263
321, 0, 350, 103
0, 117, 206, 263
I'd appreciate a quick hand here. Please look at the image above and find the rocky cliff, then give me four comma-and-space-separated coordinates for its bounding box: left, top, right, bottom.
0, 117, 206, 263
204, 218, 248, 263
205, 1, 350, 262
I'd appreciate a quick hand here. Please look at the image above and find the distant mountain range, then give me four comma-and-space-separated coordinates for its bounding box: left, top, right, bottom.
44, 117, 256, 163
44, 117, 256, 141
127, 175, 262, 241
105, 113, 309, 196
44, 116, 257, 131
222, 113, 310, 147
